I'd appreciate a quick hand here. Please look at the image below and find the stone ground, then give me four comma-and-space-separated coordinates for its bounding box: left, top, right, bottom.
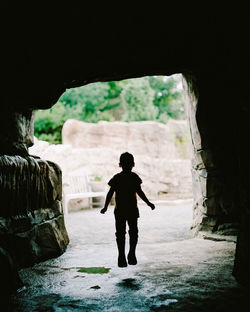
8, 202, 249, 311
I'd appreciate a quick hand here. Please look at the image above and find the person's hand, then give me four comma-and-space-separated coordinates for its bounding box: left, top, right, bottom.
148, 202, 155, 210
100, 208, 107, 214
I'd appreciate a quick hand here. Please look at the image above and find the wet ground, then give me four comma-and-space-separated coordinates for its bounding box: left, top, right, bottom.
10, 202, 249, 311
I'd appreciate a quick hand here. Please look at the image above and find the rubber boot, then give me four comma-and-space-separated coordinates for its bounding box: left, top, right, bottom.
116, 238, 127, 267
127, 236, 138, 265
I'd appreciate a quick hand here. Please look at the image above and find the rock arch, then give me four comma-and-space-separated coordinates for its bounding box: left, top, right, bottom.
0, 4, 249, 293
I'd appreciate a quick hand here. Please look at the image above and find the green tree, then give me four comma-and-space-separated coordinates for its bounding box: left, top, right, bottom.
34, 75, 185, 144
34, 102, 68, 144
148, 75, 184, 120
60, 82, 121, 121
120, 78, 158, 121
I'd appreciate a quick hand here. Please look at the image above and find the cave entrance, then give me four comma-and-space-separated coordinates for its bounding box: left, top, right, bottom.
14, 74, 240, 311
31, 74, 194, 214
30, 72, 195, 260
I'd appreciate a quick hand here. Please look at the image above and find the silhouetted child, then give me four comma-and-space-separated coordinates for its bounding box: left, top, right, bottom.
100, 152, 155, 267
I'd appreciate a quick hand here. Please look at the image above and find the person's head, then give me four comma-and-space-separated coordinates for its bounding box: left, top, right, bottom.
119, 152, 135, 171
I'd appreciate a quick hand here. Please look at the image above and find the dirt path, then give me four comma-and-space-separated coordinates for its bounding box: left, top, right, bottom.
10, 203, 249, 311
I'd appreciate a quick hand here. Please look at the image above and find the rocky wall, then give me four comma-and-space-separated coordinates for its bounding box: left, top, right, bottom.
1, 4, 249, 288
183, 74, 239, 235
0, 109, 35, 156
0, 106, 69, 295
232, 80, 250, 287
0, 155, 69, 295
29, 120, 193, 210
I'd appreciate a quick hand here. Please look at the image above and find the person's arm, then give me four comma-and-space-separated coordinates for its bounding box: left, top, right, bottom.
100, 187, 115, 214
136, 185, 155, 210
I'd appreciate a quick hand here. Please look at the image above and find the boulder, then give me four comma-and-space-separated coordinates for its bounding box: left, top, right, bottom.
0, 156, 69, 268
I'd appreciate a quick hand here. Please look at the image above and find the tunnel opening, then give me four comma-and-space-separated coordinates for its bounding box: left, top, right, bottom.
0, 4, 249, 309
30, 72, 239, 238
0, 70, 245, 311
29, 72, 195, 263
7, 74, 240, 311
31, 74, 193, 211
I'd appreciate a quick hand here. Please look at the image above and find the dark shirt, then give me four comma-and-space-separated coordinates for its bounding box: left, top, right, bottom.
108, 171, 142, 218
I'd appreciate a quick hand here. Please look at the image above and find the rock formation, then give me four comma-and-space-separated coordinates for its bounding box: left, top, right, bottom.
30, 120, 193, 211
1, 4, 249, 288
62, 119, 190, 159
0, 155, 69, 294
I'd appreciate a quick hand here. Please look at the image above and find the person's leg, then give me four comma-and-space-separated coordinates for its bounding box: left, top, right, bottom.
127, 217, 138, 265
115, 214, 127, 267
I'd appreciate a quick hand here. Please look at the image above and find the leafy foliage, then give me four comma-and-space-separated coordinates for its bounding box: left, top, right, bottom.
34, 75, 185, 144
121, 78, 158, 121
34, 102, 68, 144
148, 76, 185, 119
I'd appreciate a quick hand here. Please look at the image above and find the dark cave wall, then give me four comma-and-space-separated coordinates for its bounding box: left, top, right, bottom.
0, 4, 249, 289
184, 73, 239, 235
0, 109, 34, 156
0, 156, 69, 266
0, 153, 69, 295
232, 78, 250, 286
184, 71, 250, 286
0, 110, 69, 294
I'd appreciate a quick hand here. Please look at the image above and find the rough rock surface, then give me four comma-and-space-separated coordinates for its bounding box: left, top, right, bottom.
182, 77, 239, 236
62, 119, 190, 159
30, 120, 193, 211
0, 155, 69, 294
0, 110, 34, 156
1, 5, 249, 287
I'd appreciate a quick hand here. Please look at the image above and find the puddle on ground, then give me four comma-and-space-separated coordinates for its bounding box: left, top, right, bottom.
43, 265, 111, 274
77, 267, 111, 274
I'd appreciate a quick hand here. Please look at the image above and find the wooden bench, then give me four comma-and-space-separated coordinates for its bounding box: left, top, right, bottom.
62, 173, 106, 214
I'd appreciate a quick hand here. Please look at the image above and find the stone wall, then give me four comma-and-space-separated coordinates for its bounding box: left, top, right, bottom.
0, 154, 69, 294
62, 119, 190, 160
30, 120, 193, 211
0, 156, 69, 265
0, 105, 69, 295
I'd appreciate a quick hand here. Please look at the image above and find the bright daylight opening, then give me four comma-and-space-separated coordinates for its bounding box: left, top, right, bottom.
30, 74, 193, 207
27, 74, 195, 308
